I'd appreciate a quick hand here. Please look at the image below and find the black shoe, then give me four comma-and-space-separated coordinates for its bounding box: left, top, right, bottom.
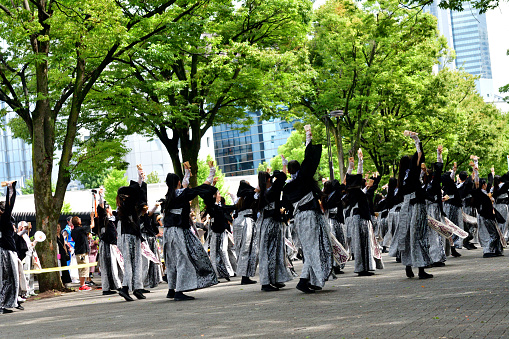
261, 284, 279, 292
382, 246, 388, 253
85, 280, 96, 286
224, 276, 231, 281
273, 282, 286, 288
406, 266, 414, 278
418, 267, 433, 279
451, 248, 462, 257
139, 289, 151, 293
469, 243, 478, 249
0, 308, 13, 314
296, 279, 315, 294
166, 289, 175, 299
483, 253, 498, 258
133, 290, 146, 300
333, 266, 344, 274
241, 277, 257, 285
174, 292, 195, 301
162, 275, 168, 283
119, 287, 134, 302
308, 284, 322, 290
432, 262, 446, 267
358, 271, 375, 276
396, 253, 401, 263
15, 305, 24, 310
102, 290, 117, 295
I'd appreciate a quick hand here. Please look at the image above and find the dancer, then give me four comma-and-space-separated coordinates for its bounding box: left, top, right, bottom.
282, 125, 332, 293
492, 172, 509, 242
162, 162, 218, 301
97, 191, 123, 296
116, 167, 147, 301
470, 160, 504, 257
424, 146, 447, 267
232, 181, 258, 285
257, 169, 293, 292
442, 166, 464, 257
205, 191, 237, 281
0, 181, 20, 314
390, 131, 433, 279
381, 177, 400, 253
322, 179, 346, 274
141, 203, 163, 290
343, 151, 381, 276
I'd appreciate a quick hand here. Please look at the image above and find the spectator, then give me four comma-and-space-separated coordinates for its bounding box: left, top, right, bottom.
56, 223, 72, 287
70, 213, 95, 291
87, 232, 99, 286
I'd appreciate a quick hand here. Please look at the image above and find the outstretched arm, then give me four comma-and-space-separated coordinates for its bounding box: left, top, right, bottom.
182, 162, 191, 188
281, 155, 288, 175
204, 161, 216, 185
357, 149, 363, 175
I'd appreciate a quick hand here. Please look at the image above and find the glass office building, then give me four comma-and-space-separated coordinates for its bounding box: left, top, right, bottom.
213, 111, 295, 177
0, 107, 33, 186
426, 1, 494, 99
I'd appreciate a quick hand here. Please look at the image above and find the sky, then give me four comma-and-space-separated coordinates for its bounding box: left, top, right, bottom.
313, 0, 509, 105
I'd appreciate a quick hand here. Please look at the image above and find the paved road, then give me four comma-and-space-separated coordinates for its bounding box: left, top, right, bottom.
1, 248, 508, 338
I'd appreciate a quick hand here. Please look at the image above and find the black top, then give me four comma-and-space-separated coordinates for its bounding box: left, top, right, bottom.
471, 187, 496, 220
163, 184, 217, 229
0, 182, 17, 252
282, 142, 322, 215
57, 234, 70, 262
398, 147, 425, 201
493, 183, 509, 204
344, 177, 380, 221
442, 172, 462, 207
205, 203, 236, 233
322, 183, 346, 224
259, 171, 287, 220
71, 225, 91, 255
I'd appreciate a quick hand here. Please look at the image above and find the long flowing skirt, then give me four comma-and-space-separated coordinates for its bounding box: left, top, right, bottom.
326, 217, 346, 269
118, 234, 143, 291
350, 215, 377, 273
258, 217, 293, 286
443, 204, 464, 248
234, 214, 259, 277
426, 202, 447, 263
141, 235, 163, 288
463, 205, 478, 244
99, 240, 123, 292
383, 208, 400, 248
477, 216, 503, 255
294, 210, 332, 287
494, 203, 509, 242
389, 194, 414, 258
0, 248, 19, 309
164, 227, 218, 292
209, 231, 235, 279
400, 202, 432, 268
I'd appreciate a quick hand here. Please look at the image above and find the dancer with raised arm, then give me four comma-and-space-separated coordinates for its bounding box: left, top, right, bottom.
257, 169, 293, 292
162, 162, 218, 301
0, 181, 20, 314
282, 125, 332, 293
390, 131, 433, 279
425, 146, 447, 267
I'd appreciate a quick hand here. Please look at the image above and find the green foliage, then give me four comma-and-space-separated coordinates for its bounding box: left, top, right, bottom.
21, 177, 34, 195
196, 155, 231, 211
83, 0, 314, 180
103, 169, 128, 210
76, 168, 112, 189
61, 202, 72, 214
400, 0, 505, 14
146, 171, 161, 184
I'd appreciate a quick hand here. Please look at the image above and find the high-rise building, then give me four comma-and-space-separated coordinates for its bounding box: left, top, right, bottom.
0, 107, 33, 187
426, 1, 494, 100
213, 111, 295, 177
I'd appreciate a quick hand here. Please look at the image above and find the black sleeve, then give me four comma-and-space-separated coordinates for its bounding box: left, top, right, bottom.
266, 171, 287, 201
298, 142, 322, 179
185, 184, 218, 206
4, 181, 17, 222
432, 162, 444, 194
487, 172, 494, 194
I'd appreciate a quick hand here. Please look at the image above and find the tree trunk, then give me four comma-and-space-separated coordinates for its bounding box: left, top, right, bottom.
180, 123, 204, 215
332, 121, 346, 182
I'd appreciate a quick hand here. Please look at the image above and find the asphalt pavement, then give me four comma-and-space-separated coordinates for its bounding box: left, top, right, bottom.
1, 247, 508, 338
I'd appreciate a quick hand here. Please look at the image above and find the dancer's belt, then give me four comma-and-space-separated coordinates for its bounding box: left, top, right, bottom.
238, 209, 254, 218
495, 193, 509, 204
293, 192, 319, 216
169, 208, 182, 215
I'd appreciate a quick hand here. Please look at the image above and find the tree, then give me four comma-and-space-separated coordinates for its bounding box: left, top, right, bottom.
61, 202, 72, 214
292, 0, 449, 180
103, 169, 129, 210
21, 177, 34, 195
400, 0, 506, 14
0, 0, 208, 291
85, 0, 313, 199
146, 171, 161, 184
